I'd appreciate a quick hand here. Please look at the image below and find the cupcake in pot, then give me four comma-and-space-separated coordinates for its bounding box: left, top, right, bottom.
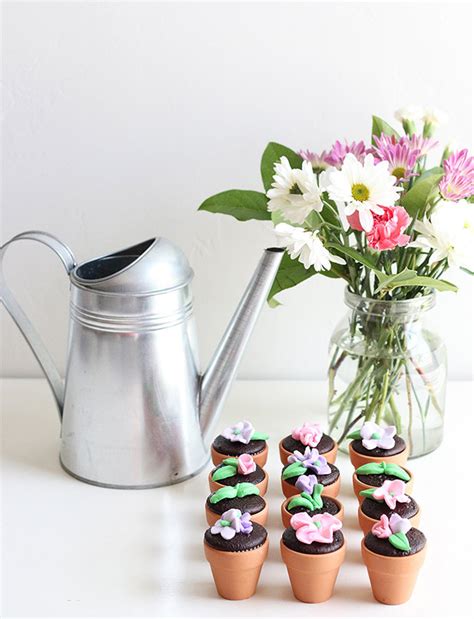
279, 421, 337, 465
209, 453, 268, 495
348, 422, 408, 469
205, 482, 268, 526
211, 420, 269, 467
353, 461, 413, 504
281, 475, 344, 528
281, 447, 340, 498
358, 479, 420, 535
361, 514, 426, 605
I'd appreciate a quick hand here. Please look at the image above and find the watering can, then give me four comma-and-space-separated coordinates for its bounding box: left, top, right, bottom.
1, 231, 283, 488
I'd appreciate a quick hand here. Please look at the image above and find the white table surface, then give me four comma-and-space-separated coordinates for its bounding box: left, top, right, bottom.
1, 378, 473, 618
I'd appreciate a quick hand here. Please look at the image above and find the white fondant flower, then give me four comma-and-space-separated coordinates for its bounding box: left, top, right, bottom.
360, 422, 396, 450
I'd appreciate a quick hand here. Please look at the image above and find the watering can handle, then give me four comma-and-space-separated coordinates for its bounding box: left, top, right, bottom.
0, 231, 77, 418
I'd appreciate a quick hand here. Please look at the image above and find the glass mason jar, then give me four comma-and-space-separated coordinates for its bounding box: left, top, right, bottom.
327, 289, 447, 458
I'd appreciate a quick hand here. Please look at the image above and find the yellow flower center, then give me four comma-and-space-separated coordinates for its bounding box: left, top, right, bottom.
392, 167, 406, 180
351, 183, 370, 202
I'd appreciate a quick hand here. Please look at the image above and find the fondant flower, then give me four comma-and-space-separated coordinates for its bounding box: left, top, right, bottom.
373, 479, 410, 509
388, 513, 411, 535
210, 509, 253, 539
288, 447, 331, 475
371, 514, 392, 538
372, 513, 411, 540
221, 420, 254, 444
291, 422, 323, 448
360, 422, 396, 450
295, 473, 318, 494
237, 453, 256, 475
290, 511, 342, 544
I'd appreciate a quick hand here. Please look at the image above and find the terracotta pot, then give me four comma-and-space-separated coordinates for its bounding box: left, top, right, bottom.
352, 469, 414, 505
211, 444, 268, 468
280, 496, 344, 529
205, 502, 268, 527
358, 505, 421, 536
208, 469, 268, 495
280, 539, 346, 603
348, 442, 408, 470
281, 475, 340, 499
204, 537, 269, 600
278, 439, 338, 466
361, 539, 427, 604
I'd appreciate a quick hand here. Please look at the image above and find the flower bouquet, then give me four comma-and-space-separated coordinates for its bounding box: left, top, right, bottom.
198, 106, 474, 457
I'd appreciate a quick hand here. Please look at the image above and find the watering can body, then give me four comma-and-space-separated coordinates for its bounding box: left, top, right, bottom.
1, 232, 283, 488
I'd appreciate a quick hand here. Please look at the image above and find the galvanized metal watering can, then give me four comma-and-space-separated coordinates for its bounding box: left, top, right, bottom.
1, 231, 283, 488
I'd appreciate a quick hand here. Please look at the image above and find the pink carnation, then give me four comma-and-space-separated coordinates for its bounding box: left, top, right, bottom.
365, 205, 411, 251
291, 422, 323, 448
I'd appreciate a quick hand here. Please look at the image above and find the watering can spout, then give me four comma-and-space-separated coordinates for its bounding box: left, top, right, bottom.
199, 248, 284, 443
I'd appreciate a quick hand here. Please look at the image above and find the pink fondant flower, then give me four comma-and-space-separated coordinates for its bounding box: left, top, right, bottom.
372, 514, 392, 538
388, 513, 411, 534
237, 453, 256, 475
365, 205, 411, 251
372, 513, 411, 539
439, 149, 474, 201
360, 422, 396, 450
373, 479, 410, 510
290, 511, 342, 544
291, 422, 323, 448
221, 420, 254, 444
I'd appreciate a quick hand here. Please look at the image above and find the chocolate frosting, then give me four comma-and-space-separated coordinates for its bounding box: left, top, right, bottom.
282, 528, 344, 555
210, 463, 265, 486
206, 494, 266, 516
281, 433, 335, 455
204, 522, 267, 552
287, 496, 340, 517
364, 529, 426, 557
361, 495, 419, 520
351, 435, 406, 457
357, 472, 409, 487
282, 463, 340, 488
212, 435, 266, 457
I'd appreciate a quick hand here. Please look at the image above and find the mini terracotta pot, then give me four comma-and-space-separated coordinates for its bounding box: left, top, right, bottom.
205, 502, 269, 527
278, 439, 338, 466
281, 475, 340, 499
361, 540, 427, 605
211, 444, 268, 468
204, 537, 269, 600
280, 496, 344, 529
352, 469, 414, 505
208, 469, 269, 495
358, 505, 421, 536
280, 539, 346, 603
348, 443, 408, 470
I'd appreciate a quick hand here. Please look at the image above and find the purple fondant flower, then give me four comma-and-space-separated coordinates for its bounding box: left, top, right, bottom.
360, 422, 396, 450
210, 508, 253, 540
288, 446, 331, 475
295, 473, 318, 494
221, 420, 254, 444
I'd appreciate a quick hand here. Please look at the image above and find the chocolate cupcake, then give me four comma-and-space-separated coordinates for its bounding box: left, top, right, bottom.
211, 420, 269, 467
279, 421, 337, 465
205, 482, 268, 526
280, 447, 340, 498
208, 454, 268, 495
280, 512, 345, 603
361, 514, 427, 604
358, 479, 420, 535
281, 477, 343, 528
353, 461, 413, 504
347, 422, 408, 469
203, 509, 269, 600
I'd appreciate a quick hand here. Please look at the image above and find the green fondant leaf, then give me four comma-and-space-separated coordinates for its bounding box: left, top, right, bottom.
209, 485, 239, 504
282, 462, 307, 480
312, 483, 324, 509
287, 495, 315, 511
389, 532, 410, 552
385, 463, 410, 482
347, 430, 361, 440
222, 457, 238, 466
212, 464, 237, 481
235, 482, 260, 498
360, 488, 377, 499
251, 432, 269, 441
355, 462, 385, 475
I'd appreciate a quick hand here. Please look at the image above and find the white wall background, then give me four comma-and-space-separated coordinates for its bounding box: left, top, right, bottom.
2, 1, 473, 381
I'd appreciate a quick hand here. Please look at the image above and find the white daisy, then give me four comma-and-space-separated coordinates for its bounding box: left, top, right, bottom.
411, 199, 474, 270
274, 223, 346, 271
326, 154, 401, 232
267, 158, 323, 225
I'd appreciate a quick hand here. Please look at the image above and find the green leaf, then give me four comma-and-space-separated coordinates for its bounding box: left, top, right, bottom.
401, 168, 443, 217
211, 464, 237, 482
198, 189, 271, 221
389, 531, 410, 552
235, 482, 260, 498
287, 495, 315, 511
209, 485, 239, 503
371, 116, 400, 143
346, 429, 362, 440
374, 268, 418, 293
282, 462, 307, 480
385, 463, 410, 482
461, 266, 474, 276
222, 457, 238, 465
355, 462, 385, 475
326, 243, 380, 274
376, 273, 458, 294
260, 142, 303, 192
359, 488, 376, 498
251, 431, 269, 441
267, 252, 317, 306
